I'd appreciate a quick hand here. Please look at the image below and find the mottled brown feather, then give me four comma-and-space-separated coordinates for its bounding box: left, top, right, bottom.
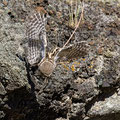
55, 41, 90, 62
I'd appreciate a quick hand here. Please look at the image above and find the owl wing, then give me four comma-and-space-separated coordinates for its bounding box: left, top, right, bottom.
26, 12, 47, 66
55, 41, 90, 62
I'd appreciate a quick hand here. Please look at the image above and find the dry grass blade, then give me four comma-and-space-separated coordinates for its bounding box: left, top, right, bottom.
62, 1, 84, 48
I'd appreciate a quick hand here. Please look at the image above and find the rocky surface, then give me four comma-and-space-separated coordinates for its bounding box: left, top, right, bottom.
0, 0, 120, 120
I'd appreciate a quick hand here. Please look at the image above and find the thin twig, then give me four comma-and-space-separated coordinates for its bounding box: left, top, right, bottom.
62, 1, 84, 48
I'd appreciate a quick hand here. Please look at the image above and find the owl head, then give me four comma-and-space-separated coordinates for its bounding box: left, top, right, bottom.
38, 58, 56, 76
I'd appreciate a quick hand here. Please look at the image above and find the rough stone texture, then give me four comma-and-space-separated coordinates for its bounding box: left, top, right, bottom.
0, 0, 120, 120
87, 93, 120, 120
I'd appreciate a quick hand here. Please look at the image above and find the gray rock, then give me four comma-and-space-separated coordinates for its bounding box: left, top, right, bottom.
87, 93, 120, 120
0, 82, 6, 95
0, 111, 5, 119
0, 0, 120, 120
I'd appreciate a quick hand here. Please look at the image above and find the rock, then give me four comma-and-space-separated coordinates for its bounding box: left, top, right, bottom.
87, 93, 120, 120
0, 0, 120, 120
0, 82, 6, 95
0, 111, 5, 119
69, 103, 85, 120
